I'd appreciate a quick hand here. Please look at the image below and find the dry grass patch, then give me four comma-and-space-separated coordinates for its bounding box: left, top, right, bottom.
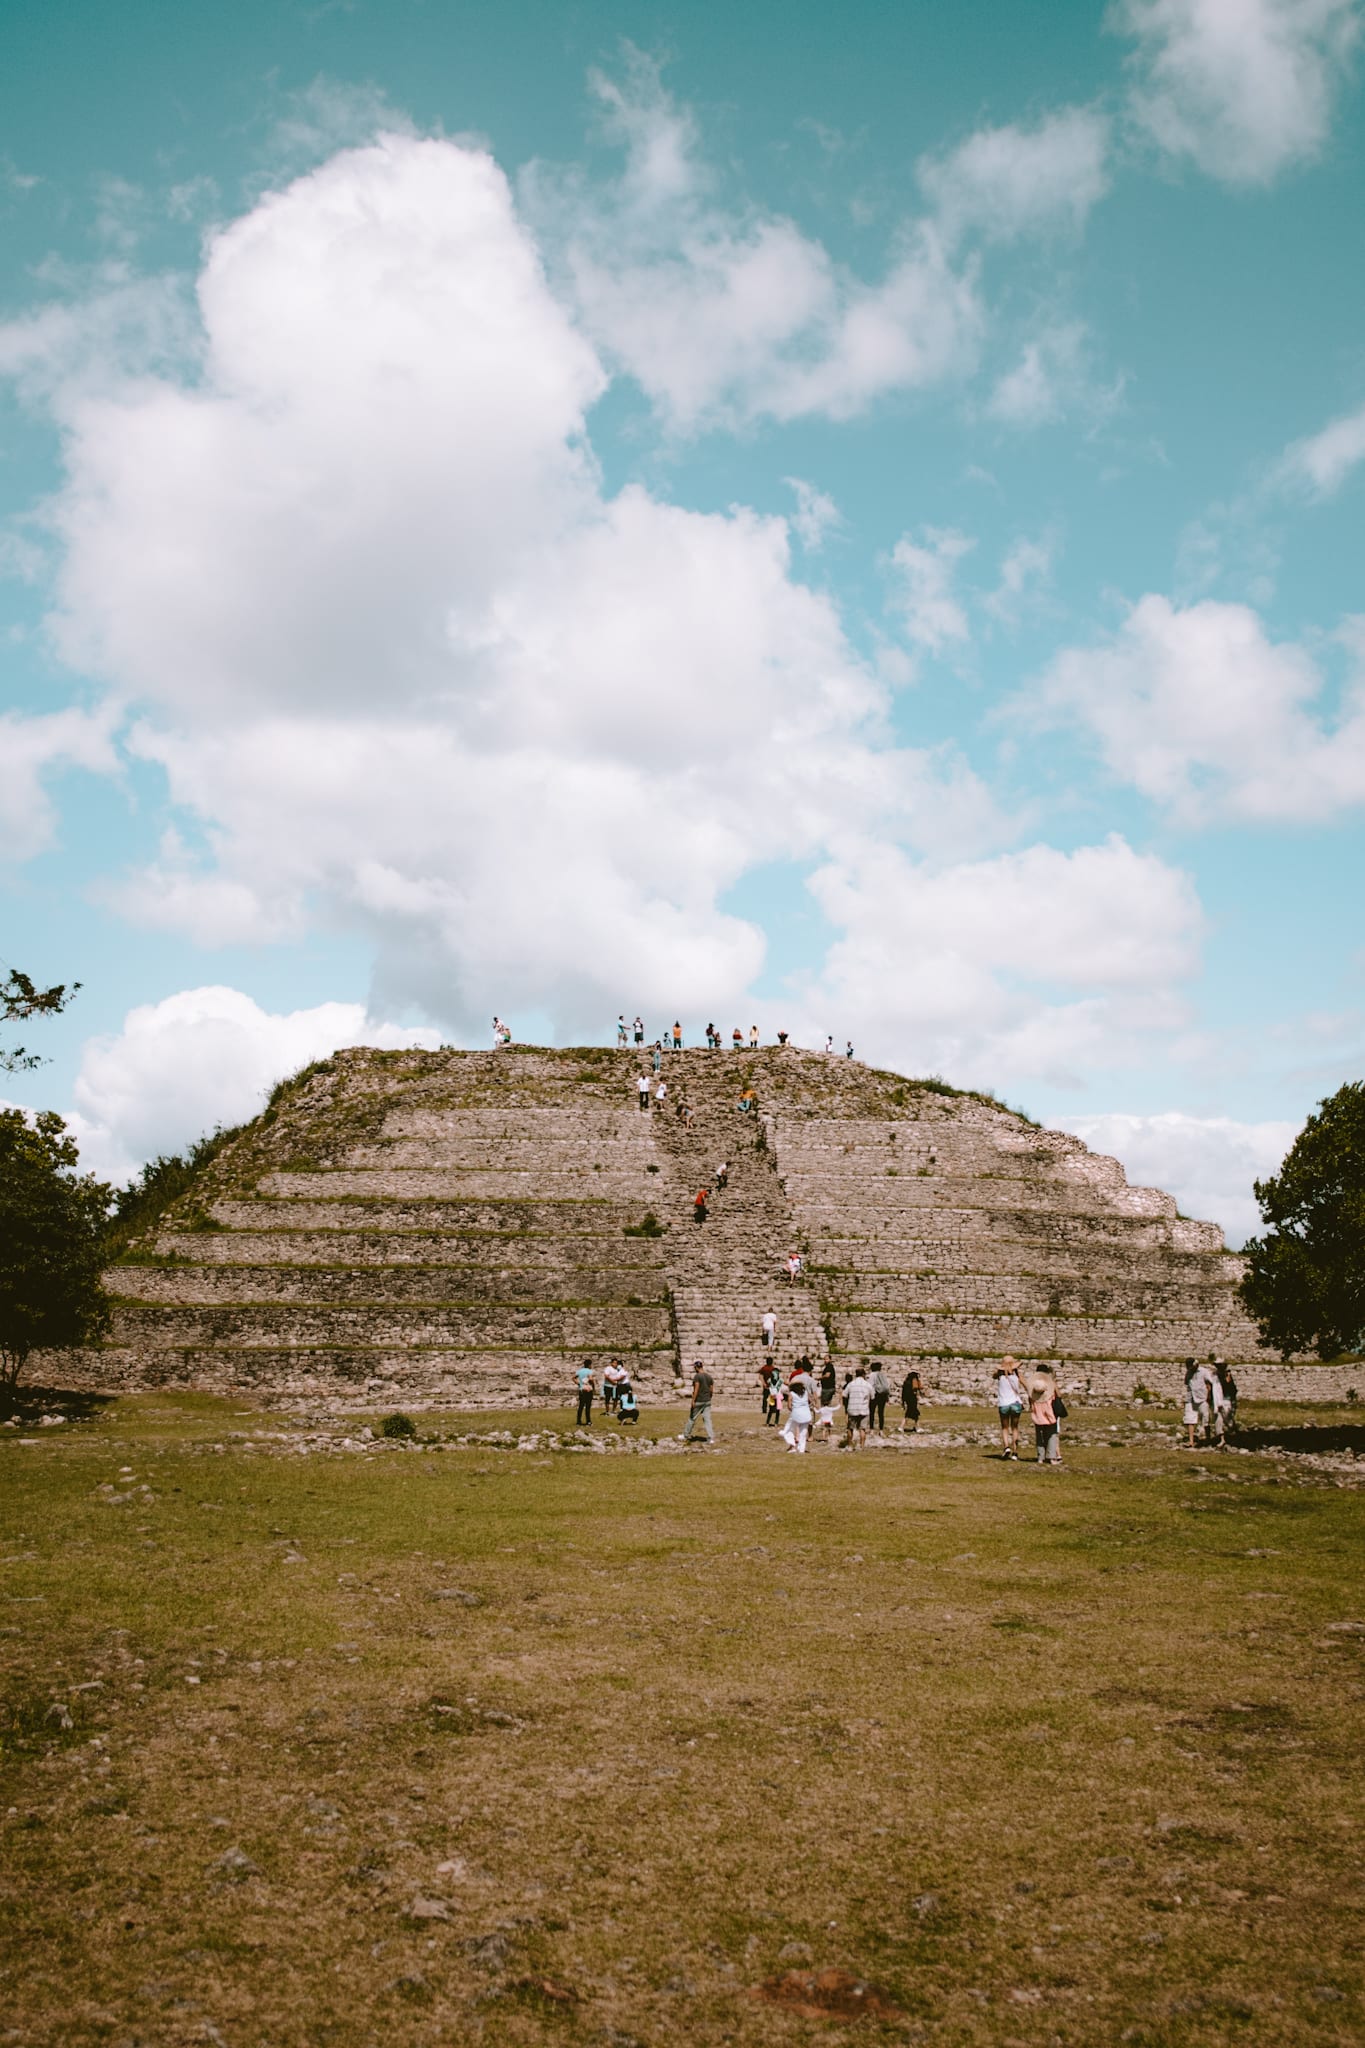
0, 1393, 1362, 2045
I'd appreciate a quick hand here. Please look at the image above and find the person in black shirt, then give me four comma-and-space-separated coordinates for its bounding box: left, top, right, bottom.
901, 1368, 921, 1432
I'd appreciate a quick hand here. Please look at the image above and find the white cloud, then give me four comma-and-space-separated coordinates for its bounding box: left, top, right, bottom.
1112, 0, 1362, 185
986, 322, 1121, 430
1279, 397, 1365, 496
67, 986, 438, 1183
3, 131, 1002, 1041
888, 528, 975, 655
785, 476, 843, 551
801, 834, 1204, 1092
527, 57, 982, 429
1057, 1109, 1298, 1244
919, 107, 1110, 244
1020, 593, 1365, 821
984, 533, 1055, 624
0, 706, 118, 861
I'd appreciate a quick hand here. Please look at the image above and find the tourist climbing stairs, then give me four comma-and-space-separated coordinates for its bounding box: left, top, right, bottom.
649, 1055, 829, 1402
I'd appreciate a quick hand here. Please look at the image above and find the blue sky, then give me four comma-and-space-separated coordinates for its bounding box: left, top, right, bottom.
2, 0, 1363, 1239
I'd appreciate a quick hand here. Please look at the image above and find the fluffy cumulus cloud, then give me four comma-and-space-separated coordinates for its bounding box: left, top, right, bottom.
526, 55, 983, 430
919, 107, 1110, 245
1021, 594, 1365, 821
1112, 0, 1362, 185
6, 129, 1024, 1040
65, 986, 438, 1183
799, 835, 1204, 1092
1057, 1109, 1299, 1244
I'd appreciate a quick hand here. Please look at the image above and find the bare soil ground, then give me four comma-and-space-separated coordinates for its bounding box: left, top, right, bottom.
2, 1392, 1362, 2047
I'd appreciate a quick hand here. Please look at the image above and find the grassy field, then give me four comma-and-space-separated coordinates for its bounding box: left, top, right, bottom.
2, 1392, 1363, 2047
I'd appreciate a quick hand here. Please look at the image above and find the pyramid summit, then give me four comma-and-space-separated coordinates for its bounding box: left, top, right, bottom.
76, 1044, 1335, 1409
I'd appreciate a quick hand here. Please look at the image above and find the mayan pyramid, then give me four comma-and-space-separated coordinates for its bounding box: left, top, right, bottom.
71, 1042, 1325, 1409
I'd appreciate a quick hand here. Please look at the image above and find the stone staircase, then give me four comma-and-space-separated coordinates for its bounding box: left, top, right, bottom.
647, 1056, 828, 1402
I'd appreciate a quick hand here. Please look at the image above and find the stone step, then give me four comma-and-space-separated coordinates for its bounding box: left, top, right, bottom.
110, 1302, 672, 1350
830, 1308, 1260, 1362
153, 1230, 669, 1269
111, 1265, 669, 1306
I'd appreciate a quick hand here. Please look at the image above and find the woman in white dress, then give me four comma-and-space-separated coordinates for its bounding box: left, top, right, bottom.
782, 1366, 814, 1454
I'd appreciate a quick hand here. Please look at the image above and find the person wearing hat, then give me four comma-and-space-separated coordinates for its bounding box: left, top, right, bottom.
1025, 1365, 1062, 1466
993, 1356, 1025, 1459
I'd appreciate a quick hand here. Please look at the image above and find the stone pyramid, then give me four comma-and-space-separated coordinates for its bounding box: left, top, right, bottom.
86, 1042, 1314, 1409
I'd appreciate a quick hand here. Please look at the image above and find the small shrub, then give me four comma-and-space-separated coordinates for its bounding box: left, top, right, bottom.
624, 1212, 665, 1238
380, 1413, 417, 1439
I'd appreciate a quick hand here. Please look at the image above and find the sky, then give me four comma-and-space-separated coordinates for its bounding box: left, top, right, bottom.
1, 0, 1363, 1241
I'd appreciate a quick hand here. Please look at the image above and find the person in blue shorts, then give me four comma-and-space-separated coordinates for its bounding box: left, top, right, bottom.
993, 1356, 1025, 1459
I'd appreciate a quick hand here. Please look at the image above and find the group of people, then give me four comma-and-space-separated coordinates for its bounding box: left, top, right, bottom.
573, 1359, 641, 1428
991, 1357, 1066, 1465
758, 1357, 922, 1452
490, 1016, 513, 1046
614, 1018, 852, 1055
1183, 1354, 1239, 1447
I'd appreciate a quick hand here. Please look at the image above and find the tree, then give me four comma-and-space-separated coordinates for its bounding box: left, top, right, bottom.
2, 968, 79, 1073
1240, 1081, 1365, 1360
0, 1110, 111, 1394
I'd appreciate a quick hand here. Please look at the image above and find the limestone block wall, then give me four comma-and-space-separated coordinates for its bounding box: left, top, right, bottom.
63, 1043, 1336, 1409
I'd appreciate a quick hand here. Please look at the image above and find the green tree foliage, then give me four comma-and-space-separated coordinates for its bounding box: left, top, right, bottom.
1, 968, 79, 1073
0, 1111, 111, 1391
105, 1125, 245, 1260
1240, 1081, 1365, 1360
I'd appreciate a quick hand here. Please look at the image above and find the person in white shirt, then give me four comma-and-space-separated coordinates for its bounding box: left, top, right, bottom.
636, 1074, 651, 1111
761, 1309, 777, 1350
655, 1080, 667, 1109
782, 1365, 814, 1453
844, 1367, 871, 1448
993, 1356, 1025, 1459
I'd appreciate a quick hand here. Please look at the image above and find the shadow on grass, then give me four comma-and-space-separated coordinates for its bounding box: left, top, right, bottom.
1234, 1423, 1365, 1457
0, 1382, 115, 1425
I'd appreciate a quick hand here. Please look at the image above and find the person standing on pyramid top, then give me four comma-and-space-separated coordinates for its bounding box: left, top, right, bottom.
824, 1034, 834, 1054
732, 1026, 743, 1050
672, 1020, 683, 1053
617, 1015, 628, 1046
749, 1024, 760, 1048
652, 1040, 663, 1075
633, 1015, 644, 1044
